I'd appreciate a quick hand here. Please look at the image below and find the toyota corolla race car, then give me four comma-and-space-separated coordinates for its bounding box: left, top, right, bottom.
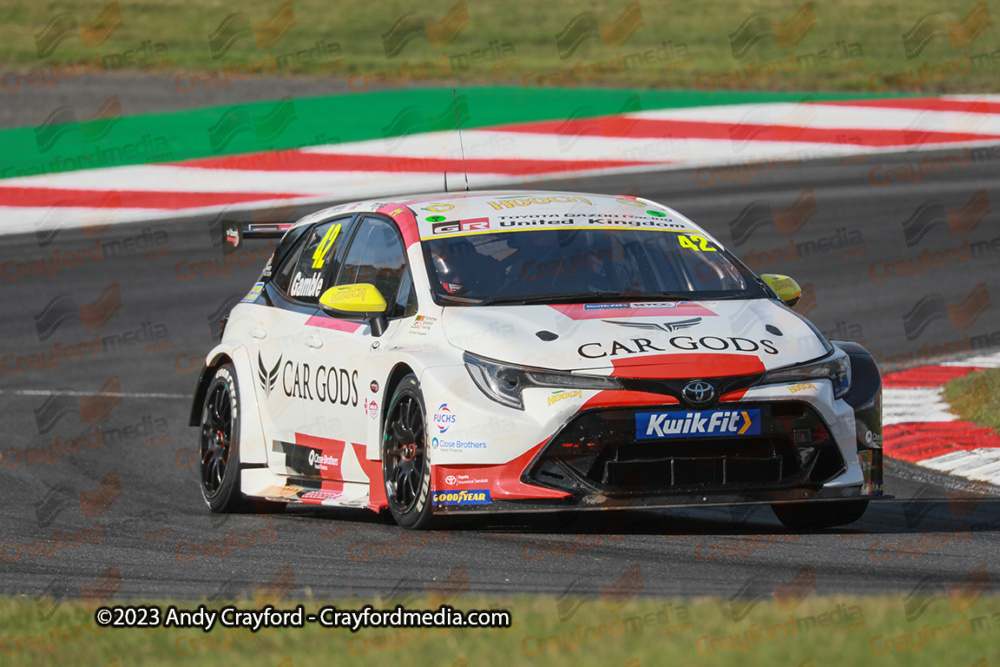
190, 191, 883, 530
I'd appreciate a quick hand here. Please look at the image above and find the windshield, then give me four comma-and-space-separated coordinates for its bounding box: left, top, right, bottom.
423, 228, 767, 305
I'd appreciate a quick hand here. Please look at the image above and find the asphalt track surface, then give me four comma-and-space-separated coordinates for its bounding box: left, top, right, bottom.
1, 149, 999, 601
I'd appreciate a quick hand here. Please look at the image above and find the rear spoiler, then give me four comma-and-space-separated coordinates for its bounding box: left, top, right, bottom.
221, 221, 293, 254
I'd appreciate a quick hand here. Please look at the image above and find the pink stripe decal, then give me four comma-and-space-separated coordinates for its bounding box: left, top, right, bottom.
551, 302, 716, 320
305, 315, 365, 333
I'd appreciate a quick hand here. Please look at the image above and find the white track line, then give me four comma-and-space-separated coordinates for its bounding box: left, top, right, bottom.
0, 389, 187, 399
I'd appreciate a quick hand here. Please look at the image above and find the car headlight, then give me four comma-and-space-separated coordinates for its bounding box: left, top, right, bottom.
463, 351, 622, 410
759, 348, 852, 398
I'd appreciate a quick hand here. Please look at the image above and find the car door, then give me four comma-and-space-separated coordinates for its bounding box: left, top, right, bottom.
297, 215, 418, 484
246, 215, 357, 479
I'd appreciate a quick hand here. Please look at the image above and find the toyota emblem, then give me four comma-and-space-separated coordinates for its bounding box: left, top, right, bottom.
683, 380, 715, 405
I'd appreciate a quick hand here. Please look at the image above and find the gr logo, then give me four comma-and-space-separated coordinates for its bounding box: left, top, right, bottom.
430, 218, 490, 234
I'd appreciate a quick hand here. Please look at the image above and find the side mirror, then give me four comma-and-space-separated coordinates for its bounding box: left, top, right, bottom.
319, 284, 389, 337
760, 274, 802, 307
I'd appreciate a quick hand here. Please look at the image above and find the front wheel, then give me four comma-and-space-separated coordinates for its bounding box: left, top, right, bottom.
382, 374, 434, 529
772, 499, 869, 530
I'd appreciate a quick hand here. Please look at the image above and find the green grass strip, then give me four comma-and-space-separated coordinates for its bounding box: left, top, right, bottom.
3, 594, 998, 666
0, 86, 898, 180
944, 367, 1000, 432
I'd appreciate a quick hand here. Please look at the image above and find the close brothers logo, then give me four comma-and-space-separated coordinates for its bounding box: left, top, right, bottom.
307, 450, 339, 469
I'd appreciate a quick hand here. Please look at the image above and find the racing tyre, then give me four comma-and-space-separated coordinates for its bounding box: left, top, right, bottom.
771, 499, 869, 530
199, 364, 245, 513
382, 374, 434, 529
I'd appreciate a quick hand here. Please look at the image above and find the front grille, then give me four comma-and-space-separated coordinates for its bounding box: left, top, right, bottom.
524, 402, 844, 496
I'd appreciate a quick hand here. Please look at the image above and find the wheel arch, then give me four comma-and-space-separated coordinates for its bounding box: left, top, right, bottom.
189, 344, 269, 465
188, 349, 235, 427
377, 362, 419, 452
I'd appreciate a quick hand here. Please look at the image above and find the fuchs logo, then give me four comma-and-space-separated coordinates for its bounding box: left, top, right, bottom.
682, 380, 715, 405
431, 489, 491, 505
604, 317, 701, 333
637, 409, 761, 439
307, 450, 339, 469
257, 353, 281, 397
434, 403, 456, 433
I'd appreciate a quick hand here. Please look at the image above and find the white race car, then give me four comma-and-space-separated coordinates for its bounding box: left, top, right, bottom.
191, 191, 883, 529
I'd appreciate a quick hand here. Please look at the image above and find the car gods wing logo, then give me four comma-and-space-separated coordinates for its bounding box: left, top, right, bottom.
603, 317, 702, 332
258, 353, 282, 397
682, 380, 715, 405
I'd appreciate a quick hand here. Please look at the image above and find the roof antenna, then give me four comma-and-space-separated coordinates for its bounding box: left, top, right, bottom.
453, 88, 470, 192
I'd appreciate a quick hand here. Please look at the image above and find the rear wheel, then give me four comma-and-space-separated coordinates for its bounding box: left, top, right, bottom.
200, 364, 243, 512
772, 499, 869, 530
382, 374, 433, 529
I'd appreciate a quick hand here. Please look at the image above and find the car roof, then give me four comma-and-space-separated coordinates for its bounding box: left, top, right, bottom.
290, 190, 706, 245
